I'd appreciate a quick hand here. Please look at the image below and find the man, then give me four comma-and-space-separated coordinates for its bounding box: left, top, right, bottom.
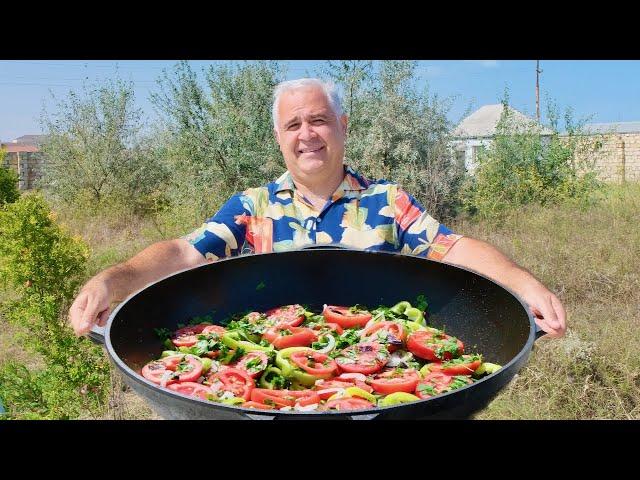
69, 78, 566, 338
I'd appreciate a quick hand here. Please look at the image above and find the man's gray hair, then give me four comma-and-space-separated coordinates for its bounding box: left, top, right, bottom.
272, 78, 344, 128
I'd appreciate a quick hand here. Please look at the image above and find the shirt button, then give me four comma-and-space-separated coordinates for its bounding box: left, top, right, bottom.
316, 217, 322, 223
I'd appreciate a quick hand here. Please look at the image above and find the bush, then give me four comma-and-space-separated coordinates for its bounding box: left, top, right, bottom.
461, 98, 601, 220
0, 193, 110, 419
0, 147, 20, 205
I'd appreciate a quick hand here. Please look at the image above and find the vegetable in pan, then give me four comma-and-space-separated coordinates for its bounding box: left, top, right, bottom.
141, 300, 502, 412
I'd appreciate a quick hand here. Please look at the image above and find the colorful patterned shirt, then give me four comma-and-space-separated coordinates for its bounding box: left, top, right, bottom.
184, 165, 462, 261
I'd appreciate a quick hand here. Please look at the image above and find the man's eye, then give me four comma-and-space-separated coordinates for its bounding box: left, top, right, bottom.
287, 124, 299, 130
312, 119, 325, 125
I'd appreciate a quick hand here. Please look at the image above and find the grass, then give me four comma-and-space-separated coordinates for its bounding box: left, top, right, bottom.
453, 183, 640, 419
1, 183, 638, 419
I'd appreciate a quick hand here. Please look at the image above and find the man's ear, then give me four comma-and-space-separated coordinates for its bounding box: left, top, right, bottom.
273, 128, 280, 145
340, 114, 349, 135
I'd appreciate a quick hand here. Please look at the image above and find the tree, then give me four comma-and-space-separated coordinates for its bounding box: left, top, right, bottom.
320, 60, 463, 220
150, 61, 287, 231
39, 79, 168, 213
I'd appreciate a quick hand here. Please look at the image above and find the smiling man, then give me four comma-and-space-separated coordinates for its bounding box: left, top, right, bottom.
69, 78, 566, 339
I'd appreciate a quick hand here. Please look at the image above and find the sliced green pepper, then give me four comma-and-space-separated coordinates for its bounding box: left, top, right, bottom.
379, 392, 420, 406
404, 320, 427, 334
390, 301, 412, 315
160, 350, 178, 358
404, 307, 425, 325
217, 397, 245, 405
222, 332, 274, 354
474, 362, 502, 376
200, 357, 213, 374
259, 366, 287, 389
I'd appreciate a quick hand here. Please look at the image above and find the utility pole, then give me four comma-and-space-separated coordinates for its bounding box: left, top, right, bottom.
536, 60, 542, 123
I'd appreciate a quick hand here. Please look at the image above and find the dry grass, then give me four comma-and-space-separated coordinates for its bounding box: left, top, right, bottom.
455, 183, 640, 419
2, 184, 638, 419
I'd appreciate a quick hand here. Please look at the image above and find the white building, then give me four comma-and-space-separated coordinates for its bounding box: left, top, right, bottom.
450, 104, 553, 172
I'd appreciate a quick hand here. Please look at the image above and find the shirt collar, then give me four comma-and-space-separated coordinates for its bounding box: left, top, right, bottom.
274, 165, 370, 194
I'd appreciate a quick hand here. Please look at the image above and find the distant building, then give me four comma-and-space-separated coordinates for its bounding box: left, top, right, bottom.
451, 105, 640, 182
450, 104, 553, 172
1, 135, 48, 190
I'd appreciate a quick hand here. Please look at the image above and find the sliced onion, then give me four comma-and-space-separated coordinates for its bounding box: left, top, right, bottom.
338, 372, 367, 382
294, 403, 319, 411
279, 406, 293, 412
160, 370, 173, 387
315, 334, 336, 353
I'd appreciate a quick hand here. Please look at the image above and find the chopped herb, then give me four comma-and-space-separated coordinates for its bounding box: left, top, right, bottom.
154, 327, 172, 340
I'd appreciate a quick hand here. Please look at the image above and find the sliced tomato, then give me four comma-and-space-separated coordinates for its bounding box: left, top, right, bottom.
289, 350, 338, 379
370, 368, 420, 395
202, 325, 227, 337
314, 378, 373, 399
262, 325, 317, 349
207, 367, 255, 400
141, 359, 177, 386
406, 330, 464, 361
320, 397, 374, 411
323, 305, 372, 329
429, 355, 482, 375
265, 304, 305, 327
250, 388, 320, 408
232, 351, 270, 378
142, 355, 204, 385
335, 342, 389, 374
415, 371, 473, 399
311, 322, 344, 335
171, 324, 210, 347
167, 382, 210, 400
243, 400, 275, 410
361, 321, 406, 351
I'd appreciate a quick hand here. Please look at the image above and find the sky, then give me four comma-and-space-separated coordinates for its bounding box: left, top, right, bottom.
1, 60, 639, 142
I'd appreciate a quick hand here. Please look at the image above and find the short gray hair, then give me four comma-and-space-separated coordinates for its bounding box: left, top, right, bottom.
272, 78, 344, 128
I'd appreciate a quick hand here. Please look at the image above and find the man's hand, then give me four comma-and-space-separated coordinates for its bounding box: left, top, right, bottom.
69, 279, 112, 336
517, 282, 566, 338
442, 236, 567, 338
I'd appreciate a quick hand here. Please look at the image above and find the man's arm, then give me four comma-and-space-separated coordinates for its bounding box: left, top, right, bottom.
441, 237, 566, 337
69, 239, 207, 336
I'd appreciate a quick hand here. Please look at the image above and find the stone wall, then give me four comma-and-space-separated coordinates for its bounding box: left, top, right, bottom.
585, 133, 640, 183
2, 151, 46, 190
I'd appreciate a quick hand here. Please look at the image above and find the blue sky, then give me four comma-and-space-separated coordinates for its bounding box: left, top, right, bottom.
1, 60, 639, 142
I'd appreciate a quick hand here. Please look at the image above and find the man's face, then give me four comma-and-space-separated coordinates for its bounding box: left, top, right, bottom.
274, 86, 348, 182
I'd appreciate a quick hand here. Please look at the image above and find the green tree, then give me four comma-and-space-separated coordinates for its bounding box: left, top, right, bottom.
321, 60, 463, 220
39, 79, 168, 214
150, 61, 287, 234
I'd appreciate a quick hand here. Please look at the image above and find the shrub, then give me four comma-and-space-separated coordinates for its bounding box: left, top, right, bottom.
0, 193, 110, 419
0, 147, 20, 205
461, 97, 601, 220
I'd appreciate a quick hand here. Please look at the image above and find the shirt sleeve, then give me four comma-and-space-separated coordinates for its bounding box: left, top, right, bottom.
394, 187, 463, 260
181, 193, 249, 261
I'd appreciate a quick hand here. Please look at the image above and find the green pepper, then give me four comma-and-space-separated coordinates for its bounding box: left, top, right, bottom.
259, 366, 287, 389
200, 357, 213, 374
474, 362, 502, 376
390, 301, 411, 315
163, 338, 175, 350
222, 332, 273, 354
404, 307, 425, 325
419, 363, 437, 378
274, 347, 313, 377
379, 392, 420, 406
217, 397, 245, 405
337, 387, 377, 404
160, 350, 178, 358
291, 370, 318, 387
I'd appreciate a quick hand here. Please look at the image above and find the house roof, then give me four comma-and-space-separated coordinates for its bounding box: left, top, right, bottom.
11, 134, 47, 146
453, 104, 553, 139
581, 121, 640, 135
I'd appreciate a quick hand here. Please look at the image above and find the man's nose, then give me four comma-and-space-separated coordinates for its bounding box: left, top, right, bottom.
298, 122, 316, 141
